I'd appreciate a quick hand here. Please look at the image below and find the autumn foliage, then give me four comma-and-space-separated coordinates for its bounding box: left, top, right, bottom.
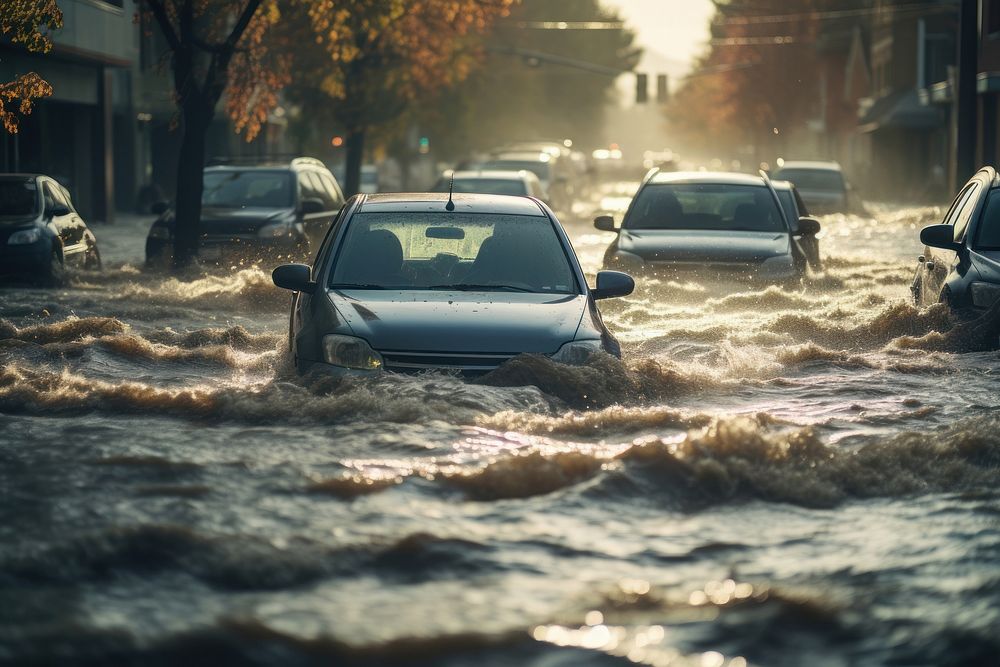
289, 0, 515, 194
669, 0, 864, 163
0, 0, 63, 133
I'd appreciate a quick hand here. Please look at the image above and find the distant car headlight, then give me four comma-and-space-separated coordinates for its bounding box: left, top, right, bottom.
323, 334, 383, 370
258, 221, 295, 239
759, 255, 795, 277
7, 228, 42, 245
552, 339, 604, 365
148, 225, 172, 240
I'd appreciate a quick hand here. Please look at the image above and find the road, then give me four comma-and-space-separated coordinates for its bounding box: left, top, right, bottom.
1, 185, 998, 666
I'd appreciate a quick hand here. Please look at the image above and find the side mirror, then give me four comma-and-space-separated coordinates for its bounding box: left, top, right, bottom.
151, 201, 170, 216
920, 224, 962, 252
592, 270, 634, 300
46, 204, 71, 218
594, 215, 617, 233
796, 217, 821, 236
300, 197, 325, 215
272, 263, 316, 294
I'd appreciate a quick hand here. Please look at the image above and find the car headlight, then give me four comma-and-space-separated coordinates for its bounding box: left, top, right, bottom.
552, 339, 604, 365
759, 255, 795, 276
148, 225, 172, 240
7, 228, 42, 245
258, 221, 295, 239
323, 334, 383, 370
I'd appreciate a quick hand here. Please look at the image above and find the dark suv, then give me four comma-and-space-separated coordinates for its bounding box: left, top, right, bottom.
145, 157, 344, 267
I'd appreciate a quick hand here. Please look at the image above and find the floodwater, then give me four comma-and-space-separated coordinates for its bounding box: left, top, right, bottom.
1, 186, 998, 667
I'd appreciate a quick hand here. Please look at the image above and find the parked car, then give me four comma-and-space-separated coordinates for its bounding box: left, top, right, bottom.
429, 170, 546, 199
271, 192, 634, 376
596, 170, 821, 282
912, 166, 1000, 310
145, 157, 344, 267
772, 161, 853, 214
0, 174, 101, 285
480, 151, 570, 209
772, 179, 822, 270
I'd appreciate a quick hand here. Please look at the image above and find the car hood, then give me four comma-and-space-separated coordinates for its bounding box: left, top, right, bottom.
329, 290, 587, 354
619, 229, 791, 263
198, 207, 292, 235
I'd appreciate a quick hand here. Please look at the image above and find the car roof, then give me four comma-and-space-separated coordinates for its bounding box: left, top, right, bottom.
647, 171, 767, 186
775, 160, 842, 172
488, 152, 553, 163
447, 170, 533, 181
769, 179, 794, 191
205, 157, 329, 171
357, 192, 546, 217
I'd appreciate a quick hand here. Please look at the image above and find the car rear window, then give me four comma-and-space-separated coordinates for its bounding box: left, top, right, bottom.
0, 179, 39, 217
625, 183, 786, 233
773, 169, 844, 192
330, 212, 578, 293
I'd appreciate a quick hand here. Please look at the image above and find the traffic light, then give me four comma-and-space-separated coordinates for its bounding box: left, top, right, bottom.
636, 73, 648, 104
419, 136, 430, 155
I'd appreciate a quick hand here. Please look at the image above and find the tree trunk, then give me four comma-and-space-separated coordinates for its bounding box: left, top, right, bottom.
345, 127, 365, 196
172, 109, 209, 268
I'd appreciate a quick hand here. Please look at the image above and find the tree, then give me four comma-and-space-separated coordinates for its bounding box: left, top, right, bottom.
138, 0, 289, 268
418, 0, 640, 160
0, 0, 63, 133
287, 0, 515, 196
668, 0, 872, 164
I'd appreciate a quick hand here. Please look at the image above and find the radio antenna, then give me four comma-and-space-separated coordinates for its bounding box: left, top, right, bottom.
446, 171, 456, 211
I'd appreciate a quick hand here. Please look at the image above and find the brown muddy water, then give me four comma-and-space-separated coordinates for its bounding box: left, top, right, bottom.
1, 187, 998, 666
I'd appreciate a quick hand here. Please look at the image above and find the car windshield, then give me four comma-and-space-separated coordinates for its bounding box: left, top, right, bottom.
202, 171, 293, 208
0, 179, 39, 217
975, 189, 1000, 250
481, 160, 552, 183
432, 178, 527, 196
774, 168, 844, 192
329, 212, 578, 293
625, 183, 786, 232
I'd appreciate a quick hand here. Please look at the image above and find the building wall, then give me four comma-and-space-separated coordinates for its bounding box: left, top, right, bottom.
0, 0, 138, 221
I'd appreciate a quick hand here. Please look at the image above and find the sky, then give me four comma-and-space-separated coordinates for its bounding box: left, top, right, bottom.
604, 0, 716, 72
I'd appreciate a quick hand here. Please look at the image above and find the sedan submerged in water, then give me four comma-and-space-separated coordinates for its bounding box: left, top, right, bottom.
597, 170, 820, 282
272, 192, 634, 376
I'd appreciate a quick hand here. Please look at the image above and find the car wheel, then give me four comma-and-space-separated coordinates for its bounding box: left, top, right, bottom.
84, 244, 102, 270
42, 249, 67, 287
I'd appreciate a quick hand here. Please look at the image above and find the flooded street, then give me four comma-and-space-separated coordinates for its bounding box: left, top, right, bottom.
2, 186, 998, 666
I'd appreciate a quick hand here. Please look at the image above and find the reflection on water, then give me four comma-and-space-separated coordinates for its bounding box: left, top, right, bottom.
1, 190, 998, 666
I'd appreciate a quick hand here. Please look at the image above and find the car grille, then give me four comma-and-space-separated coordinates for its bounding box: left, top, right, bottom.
379, 350, 519, 374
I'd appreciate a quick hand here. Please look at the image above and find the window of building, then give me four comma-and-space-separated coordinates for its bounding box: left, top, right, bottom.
989, 0, 1000, 38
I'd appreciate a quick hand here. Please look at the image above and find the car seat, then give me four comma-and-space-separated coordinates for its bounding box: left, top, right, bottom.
339, 229, 405, 285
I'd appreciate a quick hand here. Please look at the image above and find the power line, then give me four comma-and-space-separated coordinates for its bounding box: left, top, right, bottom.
500, 21, 626, 30
713, 2, 955, 25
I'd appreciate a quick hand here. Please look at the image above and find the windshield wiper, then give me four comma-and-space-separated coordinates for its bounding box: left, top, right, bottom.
329, 283, 387, 290
429, 283, 535, 293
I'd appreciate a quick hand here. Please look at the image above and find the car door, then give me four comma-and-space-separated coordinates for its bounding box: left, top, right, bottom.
920, 180, 983, 306
41, 181, 80, 261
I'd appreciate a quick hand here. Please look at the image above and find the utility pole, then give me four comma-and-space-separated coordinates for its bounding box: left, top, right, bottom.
955, 0, 979, 184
